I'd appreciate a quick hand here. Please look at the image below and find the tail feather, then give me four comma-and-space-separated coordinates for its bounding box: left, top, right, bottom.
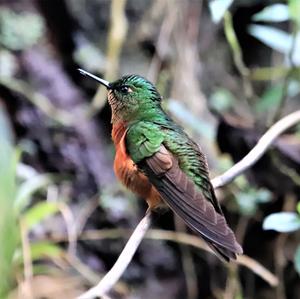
203, 237, 237, 262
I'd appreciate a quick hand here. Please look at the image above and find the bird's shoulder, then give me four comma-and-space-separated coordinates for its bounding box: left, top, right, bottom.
126, 121, 165, 163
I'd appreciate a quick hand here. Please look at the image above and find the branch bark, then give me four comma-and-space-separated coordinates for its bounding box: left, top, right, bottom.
77, 110, 300, 299
77, 212, 151, 299
211, 110, 300, 188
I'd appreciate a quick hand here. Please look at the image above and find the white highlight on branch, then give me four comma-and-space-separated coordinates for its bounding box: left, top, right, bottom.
77, 110, 300, 299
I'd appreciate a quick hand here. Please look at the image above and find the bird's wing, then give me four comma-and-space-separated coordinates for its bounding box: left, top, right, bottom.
139, 144, 243, 259
126, 121, 242, 260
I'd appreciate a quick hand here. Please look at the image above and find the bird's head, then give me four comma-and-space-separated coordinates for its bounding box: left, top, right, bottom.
79, 69, 162, 123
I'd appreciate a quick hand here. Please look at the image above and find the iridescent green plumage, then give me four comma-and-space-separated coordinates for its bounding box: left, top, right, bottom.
79, 70, 243, 261
127, 120, 217, 209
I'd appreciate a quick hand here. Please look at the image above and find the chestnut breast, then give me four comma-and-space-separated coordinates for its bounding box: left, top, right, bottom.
112, 122, 157, 201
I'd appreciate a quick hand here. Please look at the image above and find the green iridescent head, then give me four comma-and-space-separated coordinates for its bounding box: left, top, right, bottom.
79, 69, 162, 123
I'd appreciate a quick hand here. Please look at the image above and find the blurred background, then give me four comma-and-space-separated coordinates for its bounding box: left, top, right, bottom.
0, 0, 300, 298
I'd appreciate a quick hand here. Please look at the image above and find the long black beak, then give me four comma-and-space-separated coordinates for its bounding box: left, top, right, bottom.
78, 68, 111, 89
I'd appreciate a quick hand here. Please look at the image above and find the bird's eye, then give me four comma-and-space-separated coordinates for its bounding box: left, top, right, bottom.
119, 85, 132, 94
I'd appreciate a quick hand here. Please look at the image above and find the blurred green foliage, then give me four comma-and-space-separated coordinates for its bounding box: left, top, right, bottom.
249, 2, 300, 66
0, 106, 64, 297
0, 107, 18, 298
263, 207, 300, 275
209, 88, 236, 113
254, 81, 300, 114
236, 187, 271, 216
288, 0, 300, 28
0, 8, 45, 51
14, 241, 63, 268
209, 0, 300, 280
22, 201, 59, 230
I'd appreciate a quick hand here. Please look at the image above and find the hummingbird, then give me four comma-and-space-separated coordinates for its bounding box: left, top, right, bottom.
79, 69, 243, 261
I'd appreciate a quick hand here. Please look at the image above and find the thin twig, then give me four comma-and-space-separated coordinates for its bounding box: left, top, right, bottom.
212, 110, 300, 188
223, 11, 254, 105
49, 227, 278, 288
147, 0, 176, 83
57, 202, 77, 257
0, 79, 74, 126
272, 24, 298, 123
224, 264, 242, 299
66, 253, 128, 297
66, 254, 101, 285
77, 212, 151, 299
271, 153, 300, 187
90, 0, 128, 113
76, 198, 100, 236
77, 110, 300, 298
138, 230, 278, 287
250, 66, 300, 81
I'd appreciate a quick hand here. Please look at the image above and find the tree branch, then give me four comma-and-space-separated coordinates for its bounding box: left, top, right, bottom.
77, 212, 151, 299
77, 110, 300, 298
211, 110, 300, 188
50, 227, 278, 288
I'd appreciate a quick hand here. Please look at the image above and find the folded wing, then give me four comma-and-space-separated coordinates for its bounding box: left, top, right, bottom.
139, 144, 243, 261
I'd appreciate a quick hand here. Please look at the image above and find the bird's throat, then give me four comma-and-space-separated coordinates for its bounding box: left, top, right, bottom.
112, 121, 128, 147
108, 90, 125, 124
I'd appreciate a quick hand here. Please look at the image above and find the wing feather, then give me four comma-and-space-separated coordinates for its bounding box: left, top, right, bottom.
140, 145, 243, 259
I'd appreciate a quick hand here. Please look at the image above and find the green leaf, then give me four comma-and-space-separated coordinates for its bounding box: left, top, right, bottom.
248, 24, 292, 53
30, 241, 62, 261
236, 188, 272, 216
252, 4, 289, 22
248, 24, 300, 65
209, 0, 234, 24
13, 241, 63, 266
263, 212, 300, 232
15, 174, 52, 213
255, 81, 300, 113
22, 201, 59, 230
235, 175, 248, 189
209, 88, 236, 113
288, 0, 300, 27
297, 202, 300, 215
255, 84, 283, 113
0, 107, 19, 297
294, 244, 300, 275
